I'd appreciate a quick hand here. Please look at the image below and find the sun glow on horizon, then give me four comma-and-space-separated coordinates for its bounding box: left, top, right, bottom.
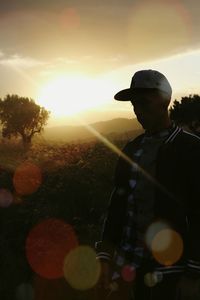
36, 74, 115, 117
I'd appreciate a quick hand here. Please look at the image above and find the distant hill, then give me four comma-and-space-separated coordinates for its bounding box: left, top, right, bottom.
41, 118, 143, 142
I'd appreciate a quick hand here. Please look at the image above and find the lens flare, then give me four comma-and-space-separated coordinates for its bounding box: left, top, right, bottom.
15, 283, 34, 300
121, 265, 136, 282
151, 229, 183, 266
0, 188, 13, 207
63, 245, 101, 290
144, 272, 163, 287
13, 162, 42, 195
145, 221, 169, 250
128, 0, 191, 58
60, 7, 80, 30
26, 218, 78, 279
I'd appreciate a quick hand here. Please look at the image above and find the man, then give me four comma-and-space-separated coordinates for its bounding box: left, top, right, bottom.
96, 70, 200, 299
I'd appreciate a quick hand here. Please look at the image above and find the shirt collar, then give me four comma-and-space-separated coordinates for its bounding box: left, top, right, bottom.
144, 123, 176, 140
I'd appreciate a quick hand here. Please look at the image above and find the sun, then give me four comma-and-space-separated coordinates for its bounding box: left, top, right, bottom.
36, 74, 110, 117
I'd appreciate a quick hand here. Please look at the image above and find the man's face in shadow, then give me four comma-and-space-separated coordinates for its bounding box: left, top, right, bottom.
130, 89, 170, 131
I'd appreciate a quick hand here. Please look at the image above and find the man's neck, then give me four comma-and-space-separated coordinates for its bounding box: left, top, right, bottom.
146, 119, 172, 135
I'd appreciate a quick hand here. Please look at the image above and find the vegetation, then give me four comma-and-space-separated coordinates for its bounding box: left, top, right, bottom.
0, 95, 50, 149
170, 94, 200, 135
0, 136, 130, 300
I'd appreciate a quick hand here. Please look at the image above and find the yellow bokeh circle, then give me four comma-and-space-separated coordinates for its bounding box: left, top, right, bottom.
63, 245, 101, 290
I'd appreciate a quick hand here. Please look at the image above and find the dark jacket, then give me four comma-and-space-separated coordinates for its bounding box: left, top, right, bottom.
96, 126, 200, 275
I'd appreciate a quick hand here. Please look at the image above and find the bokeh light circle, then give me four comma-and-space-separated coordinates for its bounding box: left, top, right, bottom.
121, 265, 136, 282
0, 188, 13, 207
26, 218, 78, 279
144, 272, 157, 287
63, 245, 101, 290
144, 271, 163, 287
60, 7, 80, 30
151, 229, 183, 266
127, 1, 191, 58
13, 162, 42, 195
15, 283, 34, 300
145, 221, 169, 250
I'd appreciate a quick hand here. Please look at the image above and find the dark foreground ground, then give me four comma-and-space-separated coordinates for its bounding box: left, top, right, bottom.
0, 136, 133, 300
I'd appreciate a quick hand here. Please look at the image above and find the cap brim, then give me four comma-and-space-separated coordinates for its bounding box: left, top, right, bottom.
114, 87, 166, 101
114, 88, 133, 101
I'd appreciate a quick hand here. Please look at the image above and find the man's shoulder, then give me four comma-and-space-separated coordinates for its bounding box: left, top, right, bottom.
174, 129, 200, 147
170, 129, 200, 162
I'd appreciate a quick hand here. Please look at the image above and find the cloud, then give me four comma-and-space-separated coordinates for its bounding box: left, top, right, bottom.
0, 50, 4, 58
0, 54, 45, 69
55, 57, 79, 64
37, 56, 81, 77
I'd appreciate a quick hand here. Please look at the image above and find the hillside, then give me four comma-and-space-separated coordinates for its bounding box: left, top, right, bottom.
42, 117, 143, 142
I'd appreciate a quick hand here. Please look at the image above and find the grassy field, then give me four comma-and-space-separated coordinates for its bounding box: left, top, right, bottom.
0, 136, 131, 300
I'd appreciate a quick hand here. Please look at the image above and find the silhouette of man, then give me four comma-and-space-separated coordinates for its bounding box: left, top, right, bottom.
96, 70, 200, 300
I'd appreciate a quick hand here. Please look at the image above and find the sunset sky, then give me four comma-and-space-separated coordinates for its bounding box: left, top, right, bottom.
0, 0, 200, 126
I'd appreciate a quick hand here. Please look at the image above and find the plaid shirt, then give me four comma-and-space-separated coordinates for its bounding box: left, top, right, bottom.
112, 128, 173, 279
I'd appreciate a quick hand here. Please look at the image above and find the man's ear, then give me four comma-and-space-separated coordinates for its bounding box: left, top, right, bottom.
161, 93, 171, 109
162, 100, 170, 109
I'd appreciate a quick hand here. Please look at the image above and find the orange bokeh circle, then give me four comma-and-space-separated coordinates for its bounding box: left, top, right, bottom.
151, 229, 183, 266
26, 218, 78, 279
13, 162, 42, 195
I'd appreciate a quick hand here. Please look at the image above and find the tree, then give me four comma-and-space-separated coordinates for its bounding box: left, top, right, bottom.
169, 94, 200, 135
0, 94, 50, 148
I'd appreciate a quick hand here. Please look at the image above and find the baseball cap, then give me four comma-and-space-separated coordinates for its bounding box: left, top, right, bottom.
114, 69, 172, 101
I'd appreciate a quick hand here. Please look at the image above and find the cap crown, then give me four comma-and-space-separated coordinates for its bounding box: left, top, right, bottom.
131, 70, 172, 96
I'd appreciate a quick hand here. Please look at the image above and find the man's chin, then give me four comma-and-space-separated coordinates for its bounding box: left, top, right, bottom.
137, 119, 147, 129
